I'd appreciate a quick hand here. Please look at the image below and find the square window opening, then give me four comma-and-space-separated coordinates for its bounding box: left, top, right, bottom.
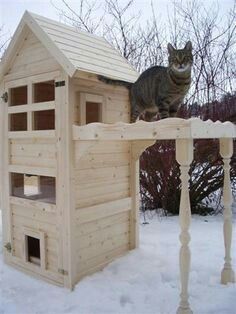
10, 112, 27, 131
10, 86, 27, 106
33, 110, 55, 130
33, 81, 55, 103
86, 102, 102, 124
11, 173, 56, 204
26, 236, 41, 266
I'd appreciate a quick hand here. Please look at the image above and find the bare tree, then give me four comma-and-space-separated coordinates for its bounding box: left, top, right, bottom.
0, 25, 10, 59
169, 0, 236, 105
52, 0, 105, 33
53, 0, 236, 105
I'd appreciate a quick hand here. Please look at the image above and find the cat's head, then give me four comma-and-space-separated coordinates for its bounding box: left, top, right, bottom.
167, 41, 193, 74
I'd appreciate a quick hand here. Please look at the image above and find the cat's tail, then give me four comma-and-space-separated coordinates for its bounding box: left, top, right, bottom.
98, 75, 133, 89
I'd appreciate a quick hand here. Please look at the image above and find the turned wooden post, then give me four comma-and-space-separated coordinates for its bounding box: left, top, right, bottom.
219, 138, 235, 284
176, 139, 193, 314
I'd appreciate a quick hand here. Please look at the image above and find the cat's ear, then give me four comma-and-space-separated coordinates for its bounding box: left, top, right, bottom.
185, 41, 192, 51
167, 43, 175, 54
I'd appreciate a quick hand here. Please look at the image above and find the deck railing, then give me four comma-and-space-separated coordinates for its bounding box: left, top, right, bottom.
73, 118, 236, 314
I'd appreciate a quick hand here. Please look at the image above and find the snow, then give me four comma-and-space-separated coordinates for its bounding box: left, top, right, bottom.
0, 210, 236, 314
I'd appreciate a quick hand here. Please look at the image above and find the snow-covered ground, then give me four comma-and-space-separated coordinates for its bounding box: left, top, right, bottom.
0, 211, 236, 314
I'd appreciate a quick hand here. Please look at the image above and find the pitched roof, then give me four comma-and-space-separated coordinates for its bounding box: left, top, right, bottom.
0, 11, 139, 82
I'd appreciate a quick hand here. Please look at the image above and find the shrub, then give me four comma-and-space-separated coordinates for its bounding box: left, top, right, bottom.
140, 94, 236, 215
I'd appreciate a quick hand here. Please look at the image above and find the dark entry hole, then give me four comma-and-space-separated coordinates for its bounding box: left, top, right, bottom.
86, 102, 102, 124
27, 236, 40, 266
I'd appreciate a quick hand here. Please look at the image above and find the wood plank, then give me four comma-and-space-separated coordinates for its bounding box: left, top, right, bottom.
10, 138, 56, 145
76, 190, 130, 208
55, 40, 131, 63
10, 156, 56, 168
104, 110, 130, 123
75, 166, 129, 183
76, 244, 129, 280
9, 164, 56, 177
73, 118, 236, 141
10, 196, 56, 213
10, 142, 56, 158
12, 239, 23, 258
77, 180, 129, 199
106, 101, 129, 112
9, 130, 56, 139
72, 119, 190, 141
1, 80, 12, 257
77, 233, 129, 262
24, 12, 76, 76
39, 24, 113, 50
11, 49, 52, 69
15, 42, 46, 57
73, 77, 130, 95
12, 213, 58, 235
75, 141, 130, 155
77, 159, 129, 169
130, 141, 140, 249
9, 58, 59, 76
11, 203, 56, 224
8, 101, 55, 114
77, 221, 129, 250
76, 152, 130, 169
4, 70, 60, 85
62, 49, 133, 71
76, 181, 130, 202
55, 72, 76, 288
76, 197, 131, 224
73, 60, 137, 82
76, 211, 130, 236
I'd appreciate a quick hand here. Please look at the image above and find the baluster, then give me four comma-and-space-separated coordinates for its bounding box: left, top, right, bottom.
220, 138, 235, 284
176, 139, 193, 314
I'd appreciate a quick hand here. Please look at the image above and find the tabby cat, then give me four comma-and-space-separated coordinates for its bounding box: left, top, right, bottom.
98, 41, 193, 122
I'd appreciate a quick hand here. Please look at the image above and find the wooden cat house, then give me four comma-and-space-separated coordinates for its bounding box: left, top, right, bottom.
1, 11, 235, 314
0, 11, 139, 288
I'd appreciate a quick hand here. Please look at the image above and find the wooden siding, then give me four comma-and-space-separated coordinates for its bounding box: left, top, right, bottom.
9, 138, 57, 169
75, 200, 131, 280
6, 30, 59, 78
10, 202, 62, 281
73, 76, 132, 281
73, 75, 130, 124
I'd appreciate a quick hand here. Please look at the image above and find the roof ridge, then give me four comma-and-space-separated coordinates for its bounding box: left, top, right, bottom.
27, 11, 108, 43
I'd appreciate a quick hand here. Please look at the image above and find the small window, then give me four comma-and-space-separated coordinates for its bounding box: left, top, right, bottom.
26, 236, 40, 266
33, 110, 55, 130
33, 81, 55, 103
11, 173, 56, 204
10, 86, 27, 106
10, 112, 27, 131
86, 102, 102, 124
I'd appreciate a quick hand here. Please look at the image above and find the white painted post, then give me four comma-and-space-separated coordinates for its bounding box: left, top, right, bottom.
176, 139, 193, 314
219, 138, 235, 284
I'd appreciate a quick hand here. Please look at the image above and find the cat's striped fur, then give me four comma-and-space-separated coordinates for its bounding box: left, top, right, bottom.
98, 41, 193, 122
